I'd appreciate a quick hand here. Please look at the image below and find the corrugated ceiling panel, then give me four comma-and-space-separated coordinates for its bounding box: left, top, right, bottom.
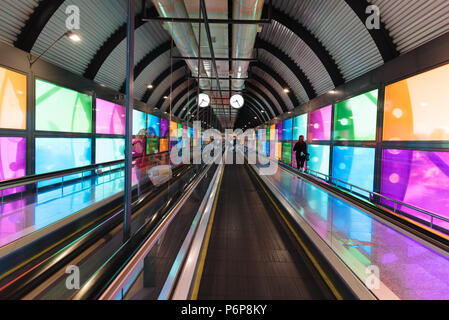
248, 79, 283, 115
274, 0, 384, 81
0, 0, 38, 45
161, 79, 191, 112
370, 0, 449, 54
95, 21, 169, 91
260, 20, 334, 95
134, 52, 171, 100
246, 87, 276, 118
258, 49, 308, 105
149, 67, 185, 108
252, 67, 293, 110
31, 0, 130, 76
174, 89, 196, 116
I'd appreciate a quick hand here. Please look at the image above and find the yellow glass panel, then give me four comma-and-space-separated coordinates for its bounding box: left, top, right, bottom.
0, 67, 26, 129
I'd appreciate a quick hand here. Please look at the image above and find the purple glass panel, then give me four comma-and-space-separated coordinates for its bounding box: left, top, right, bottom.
0, 137, 26, 196
160, 118, 169, 138
96, 98, 125, 135
309, 105, 332, 141
276, 122, 283, 141
381, 149, 449, 228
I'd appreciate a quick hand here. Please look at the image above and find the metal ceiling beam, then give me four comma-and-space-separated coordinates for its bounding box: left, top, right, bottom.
248, 74, 289, 113
250, 61, 300, 107
265, 6, 345, 87
173, 56, 258, 62
142, 60, 186, 103
245, 83, 279, 116
255, 38, 316, 100
120, 40, 172, 93
200, 0, 229, 128
156, 76, 189, 110
344, 0, 399, 62
15, 0, 65, 52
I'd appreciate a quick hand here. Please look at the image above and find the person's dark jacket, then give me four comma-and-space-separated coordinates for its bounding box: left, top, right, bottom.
293, 141, 308, 158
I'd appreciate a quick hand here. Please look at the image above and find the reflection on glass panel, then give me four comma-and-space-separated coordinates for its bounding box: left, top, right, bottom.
170, 121, 178, 138
308, 144, 330, 176
334, 90, 378, 141
133, 109, 147, 136
96, 99, 125, 135
146, 138, 159, 155
293, 114, 308, 141
96, 138, 125, 164
384, 64, 449, 141
160, 118, 169, 138
381, 149, 449, 225
0, 67, 26, 130
35, 79, 92, 133
0, 137, 26, 195
160, 139, 169, 153
309, 106, 331, 141
282, 118, 293, 141
147, 114, 160, 137
332, 146, 375, 197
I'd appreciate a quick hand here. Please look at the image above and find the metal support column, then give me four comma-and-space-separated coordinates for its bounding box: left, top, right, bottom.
124, 0, 135, 242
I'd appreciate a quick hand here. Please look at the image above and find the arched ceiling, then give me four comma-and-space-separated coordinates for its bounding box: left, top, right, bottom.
1, 0, 449, 129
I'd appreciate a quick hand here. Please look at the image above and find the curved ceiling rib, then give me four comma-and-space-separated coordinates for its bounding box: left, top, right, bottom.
344, 0, 399, 62
14, 0, 65, 52
83, 6, 160, 79
119, 40, 172, 93
254, 38, 317, 100
84, 14, 145, 79
242, 97, 270, 122
250, 61, 299, 107
248, 73, 288, 113
155, 76, 187, 109
243, 92, 274, 119
245, 82, 279, 116
264, 5, 344, 87
143, 61, 186, 103
171, 83, 198, 115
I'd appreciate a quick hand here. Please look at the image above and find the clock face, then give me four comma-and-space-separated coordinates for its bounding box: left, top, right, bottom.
230, 94, 244, 109
198, 93, 210, 108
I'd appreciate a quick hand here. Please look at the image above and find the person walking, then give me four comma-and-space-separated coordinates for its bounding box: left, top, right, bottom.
293, 135, 308, 171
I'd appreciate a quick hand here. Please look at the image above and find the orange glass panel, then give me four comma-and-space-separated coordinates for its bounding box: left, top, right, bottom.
384, 64, 449, 141
0, 67, 26, 129
170, 121, 178, 138
276, 142, 282, 160
160, 138, 169, 152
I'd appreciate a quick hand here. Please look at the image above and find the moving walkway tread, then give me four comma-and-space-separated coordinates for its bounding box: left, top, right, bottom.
197, 164, 335, 300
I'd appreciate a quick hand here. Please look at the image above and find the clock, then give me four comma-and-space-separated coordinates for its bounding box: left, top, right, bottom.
198, 93, 210, 108
230, 94, 244, 109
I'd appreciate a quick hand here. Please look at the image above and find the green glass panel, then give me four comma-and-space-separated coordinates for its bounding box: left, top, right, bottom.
334, 90, 378, 141
35, 79, 92, 133
282, 142, 292, 164
146, 138, 159, 155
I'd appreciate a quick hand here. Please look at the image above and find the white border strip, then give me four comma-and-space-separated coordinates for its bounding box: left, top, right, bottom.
171, 162, 224, 300
252, 163, 384, 300
158, 163, 223, 300
99, 165, 213, 300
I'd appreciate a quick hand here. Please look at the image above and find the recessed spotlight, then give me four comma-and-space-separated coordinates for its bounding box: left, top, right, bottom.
163, 96, 168, 100
66, 31, 81, 42
147, 84, 153, 89
283, 88, 290, 94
